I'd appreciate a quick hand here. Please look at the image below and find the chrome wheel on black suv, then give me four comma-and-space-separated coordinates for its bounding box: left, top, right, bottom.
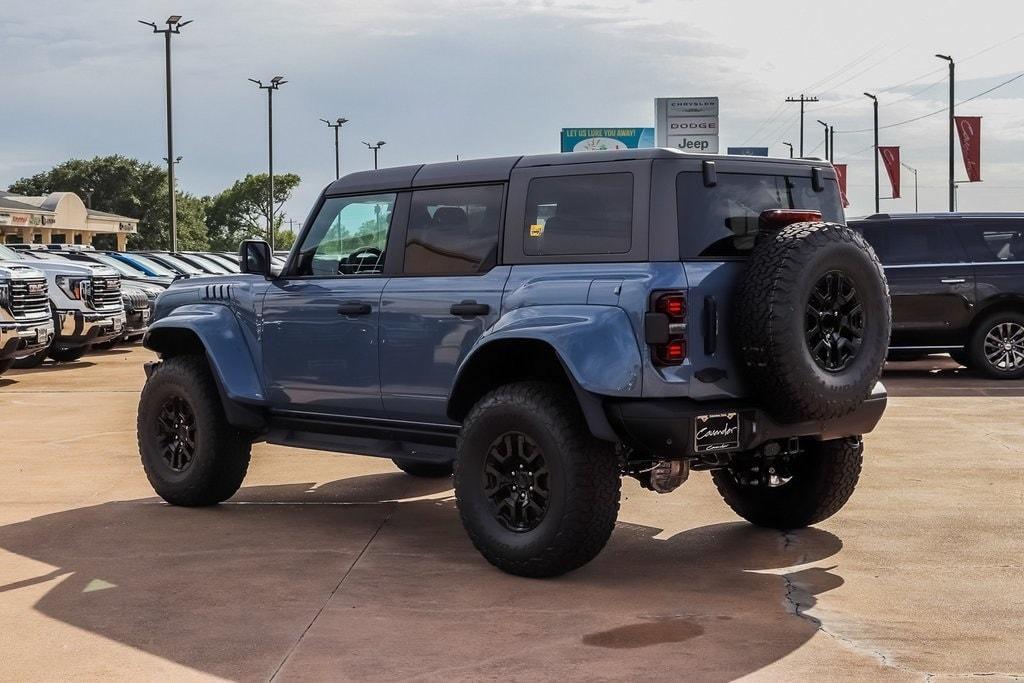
969, 312, 1024, 379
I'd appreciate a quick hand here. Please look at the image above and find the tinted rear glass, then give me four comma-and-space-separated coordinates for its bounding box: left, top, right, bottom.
524, 173, 632, 256
677, 172, 843, 258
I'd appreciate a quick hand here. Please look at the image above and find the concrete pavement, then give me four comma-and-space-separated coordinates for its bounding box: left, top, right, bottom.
0, 347, 1021, 681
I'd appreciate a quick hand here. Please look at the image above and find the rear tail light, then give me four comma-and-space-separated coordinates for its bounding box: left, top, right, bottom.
646, 291, 687, 366
758, 209, 823, 230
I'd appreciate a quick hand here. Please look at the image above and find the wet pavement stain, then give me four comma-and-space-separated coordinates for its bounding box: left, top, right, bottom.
582, 618, 705, 649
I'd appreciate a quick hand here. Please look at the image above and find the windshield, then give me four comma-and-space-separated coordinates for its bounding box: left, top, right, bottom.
0, 244, 24, 261
148, 253, 204, 275
119, 253, 176, 277
181, 254, 230, 274
90, 253, 147, 277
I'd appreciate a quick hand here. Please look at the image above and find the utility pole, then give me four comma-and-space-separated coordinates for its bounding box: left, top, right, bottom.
936, 54, 955, 212
249, 76, 287, 250
139, 15, 192, 252
319, 117, 349, 180
864, 92, 879, 213
782, 142, 794, 158
816, 120, 829, 160
362, 140, 386, 169
785, 94, 819, 157
829, 126, 835, 163
901, 162, 919, 212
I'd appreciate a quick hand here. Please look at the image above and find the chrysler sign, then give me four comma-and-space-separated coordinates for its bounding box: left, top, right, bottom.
655, 97, 720, 154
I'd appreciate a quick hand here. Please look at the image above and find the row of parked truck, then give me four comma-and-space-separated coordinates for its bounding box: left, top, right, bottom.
0, 244, 266, 374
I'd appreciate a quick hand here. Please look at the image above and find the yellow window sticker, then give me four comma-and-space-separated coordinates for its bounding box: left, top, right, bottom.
529, 223, 544, 237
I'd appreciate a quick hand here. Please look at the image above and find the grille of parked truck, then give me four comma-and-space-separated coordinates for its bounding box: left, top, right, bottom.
0, 262, 56, 375
136, 148, 890, 577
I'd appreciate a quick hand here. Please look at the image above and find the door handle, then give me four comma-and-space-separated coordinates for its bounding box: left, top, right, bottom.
450, 301, 490, 317
337, 302, 372, 315
940, 278, 967, 284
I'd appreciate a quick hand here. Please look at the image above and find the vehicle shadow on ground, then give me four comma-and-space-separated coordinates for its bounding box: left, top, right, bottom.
0, 472, 842, 680
7, 360, 97, 375
883, 355, 1024, 397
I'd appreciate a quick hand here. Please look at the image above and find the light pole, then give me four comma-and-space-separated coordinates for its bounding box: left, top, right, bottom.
320, 117, 349, 180
782, 142, 794, 158
250, 76, 287, 250
936, 54, 955, 212
139, 14, 192, 252
362, 140, 386, 169
816, 120, 829, 160
864, 92, 879, 213
900, 162, 919, 212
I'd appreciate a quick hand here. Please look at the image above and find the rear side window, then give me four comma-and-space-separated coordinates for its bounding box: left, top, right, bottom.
677, 172, 843, 258
404, 185, 503, 275
524, 173, 632, 256
858, 221, 965, 265
955, 222, 1024, 262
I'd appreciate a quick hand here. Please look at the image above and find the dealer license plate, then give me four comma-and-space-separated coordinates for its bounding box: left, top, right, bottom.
694, 412, 741, 453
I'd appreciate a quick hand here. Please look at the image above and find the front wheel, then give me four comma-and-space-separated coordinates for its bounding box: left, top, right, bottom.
712, 437, 863, 529
137, 355, 252, 506
48, 343, 87, 363
454, 382, 621, 578
0, 359, 13, 376
968, 312, 1024, 379
12, 348, 48, 369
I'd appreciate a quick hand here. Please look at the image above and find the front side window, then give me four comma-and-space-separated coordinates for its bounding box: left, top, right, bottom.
524, 173, 633, 256
677, 172, 844, 258
956, 222, 1024, 262
404, 185, 503, 275
294, 194, 396, 276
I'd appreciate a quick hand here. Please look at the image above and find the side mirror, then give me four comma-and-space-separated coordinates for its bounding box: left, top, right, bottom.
239, 239, 272, 277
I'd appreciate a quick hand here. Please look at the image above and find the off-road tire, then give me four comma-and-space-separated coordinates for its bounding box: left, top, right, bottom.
392, 458, 453, 478
712, 437, 863, 529
12, 348, 47, 369
0, 359, 13, 375
454, 381, 621, 578
137, 354, 251, 506
735, 222, 890, 423
967, 311, 1024, 379
48, 344, 87, 363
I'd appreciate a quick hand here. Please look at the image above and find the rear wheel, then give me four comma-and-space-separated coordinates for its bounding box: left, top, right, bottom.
48, 344, 87, 363
968, 312, 1024, 379
137, 355, 252, 506
392, 458, 453, 478
454, 382, 620, 577
712, 438, 863, 529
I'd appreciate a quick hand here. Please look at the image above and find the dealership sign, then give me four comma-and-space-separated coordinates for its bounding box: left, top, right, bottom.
560, 128, 655, 153
655, 97, 719, 153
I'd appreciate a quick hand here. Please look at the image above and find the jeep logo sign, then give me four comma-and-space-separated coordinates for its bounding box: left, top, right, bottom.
655, 97, 720, 154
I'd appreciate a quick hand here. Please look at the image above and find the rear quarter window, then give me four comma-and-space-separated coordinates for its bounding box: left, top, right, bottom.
524, 173, 633, 256
677, 171, 844, 258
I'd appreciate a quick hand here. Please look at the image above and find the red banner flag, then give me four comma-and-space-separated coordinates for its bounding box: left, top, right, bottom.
878, 146, 900, 199
955, 116, 982, 182
834, 164, 850, 208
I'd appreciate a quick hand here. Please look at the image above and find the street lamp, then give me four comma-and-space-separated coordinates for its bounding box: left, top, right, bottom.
320, 117, 349, 180
936, 54, 955, 212
782, 141, 794, 159
900, 162, 919, 212
816, 120, 830, 161
362, 140, 386, 170
250, 75, 287, 250
139, 14, 192, 252
864, 92, 879, 213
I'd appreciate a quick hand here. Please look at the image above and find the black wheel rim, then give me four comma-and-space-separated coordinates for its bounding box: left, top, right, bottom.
482, 432, 550, 532
805, 270, 864, 372
156, 396, 197, 472
983, 321, 1024, 370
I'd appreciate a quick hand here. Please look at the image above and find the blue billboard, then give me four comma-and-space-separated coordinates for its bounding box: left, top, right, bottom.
727, 147, 770, 157
561, 128, 655, 153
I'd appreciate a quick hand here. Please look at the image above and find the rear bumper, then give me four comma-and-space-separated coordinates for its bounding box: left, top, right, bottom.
0, 320, 55, 360
605, 382, 888, 458
56, 309, 127, 347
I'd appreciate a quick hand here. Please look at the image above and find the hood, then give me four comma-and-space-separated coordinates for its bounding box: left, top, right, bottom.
122, 280, 165, 298
21, 260, 120, 278
0, 261, 46, 281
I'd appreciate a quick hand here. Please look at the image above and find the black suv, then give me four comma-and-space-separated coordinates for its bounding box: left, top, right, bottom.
853, 212, 1024, 378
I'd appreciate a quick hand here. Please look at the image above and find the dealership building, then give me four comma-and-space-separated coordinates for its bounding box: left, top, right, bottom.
0, 191, 137, 250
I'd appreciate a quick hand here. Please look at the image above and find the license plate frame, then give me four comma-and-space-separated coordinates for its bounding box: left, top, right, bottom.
693, 412, 741, 453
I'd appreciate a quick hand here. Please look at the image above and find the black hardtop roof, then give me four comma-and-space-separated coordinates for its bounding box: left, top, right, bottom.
324, 147, 833, 195
853, 212, 1024, 223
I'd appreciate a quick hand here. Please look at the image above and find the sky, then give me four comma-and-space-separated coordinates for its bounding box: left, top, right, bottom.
2, 0, 1023, 226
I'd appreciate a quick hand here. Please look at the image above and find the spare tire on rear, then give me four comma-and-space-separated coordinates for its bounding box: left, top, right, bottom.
735, 222, 890, 423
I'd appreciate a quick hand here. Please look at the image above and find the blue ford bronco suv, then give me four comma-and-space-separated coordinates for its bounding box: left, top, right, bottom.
138, 149, 890, 577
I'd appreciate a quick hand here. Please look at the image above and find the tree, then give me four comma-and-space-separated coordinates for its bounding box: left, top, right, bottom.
8, 155, 171, 248
175, 193, 211, 250
206, 173, 301, 251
